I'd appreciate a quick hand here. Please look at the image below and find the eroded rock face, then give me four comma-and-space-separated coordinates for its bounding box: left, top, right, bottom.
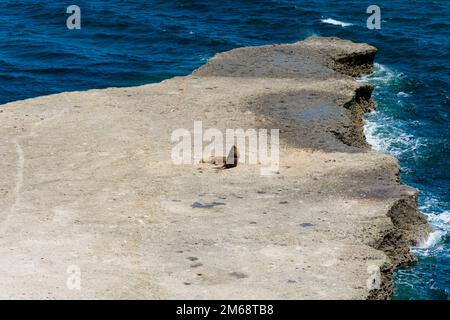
0, 37, 429, 299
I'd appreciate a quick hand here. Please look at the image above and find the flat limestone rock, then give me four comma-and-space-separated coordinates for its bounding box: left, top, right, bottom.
0, 37, 429, 299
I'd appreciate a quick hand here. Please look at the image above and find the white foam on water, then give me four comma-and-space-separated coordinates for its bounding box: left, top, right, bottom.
361, 63, 423, 157
363, 115, 424, 158
419, 196, 441, 212
362, 63, 449, 254
414, 204, 449, 253
320, 18, 353, 27
428, 211, 450, 230
416, 230, 444, 250
359, 63, 404, 84
363, 114, 386, 152
397, 91, 410, 97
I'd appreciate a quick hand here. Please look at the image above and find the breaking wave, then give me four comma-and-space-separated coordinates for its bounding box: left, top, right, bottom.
320, 18, 353, 27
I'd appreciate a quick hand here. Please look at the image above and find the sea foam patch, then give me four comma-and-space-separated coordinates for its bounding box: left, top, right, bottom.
320, 18, 353, 27
416, 230, 444, 250
362, 63, 449, 259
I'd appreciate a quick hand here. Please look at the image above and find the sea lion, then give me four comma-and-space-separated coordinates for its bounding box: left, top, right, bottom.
201, 145, 239, 169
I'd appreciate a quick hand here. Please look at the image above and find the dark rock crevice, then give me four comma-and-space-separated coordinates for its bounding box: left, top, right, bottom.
368, 193, 431, 299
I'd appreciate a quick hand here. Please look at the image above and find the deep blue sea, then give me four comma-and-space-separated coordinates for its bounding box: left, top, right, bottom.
0, 0, 448, 299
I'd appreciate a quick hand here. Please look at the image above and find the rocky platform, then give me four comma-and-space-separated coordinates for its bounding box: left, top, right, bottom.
0, 37, 430, 299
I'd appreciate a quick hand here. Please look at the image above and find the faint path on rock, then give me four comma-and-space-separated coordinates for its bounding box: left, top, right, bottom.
1, 104, 70, 233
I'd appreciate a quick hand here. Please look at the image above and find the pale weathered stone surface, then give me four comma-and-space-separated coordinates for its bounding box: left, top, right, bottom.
0, 37, 429, 299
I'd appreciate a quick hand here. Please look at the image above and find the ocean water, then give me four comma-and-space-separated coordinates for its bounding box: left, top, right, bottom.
0, 0, 448, 299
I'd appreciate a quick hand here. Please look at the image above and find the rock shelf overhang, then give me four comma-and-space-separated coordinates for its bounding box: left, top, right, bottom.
0, 37, 430, 299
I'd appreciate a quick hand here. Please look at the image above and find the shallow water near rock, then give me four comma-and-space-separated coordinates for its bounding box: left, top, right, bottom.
0, 0, 448, 299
